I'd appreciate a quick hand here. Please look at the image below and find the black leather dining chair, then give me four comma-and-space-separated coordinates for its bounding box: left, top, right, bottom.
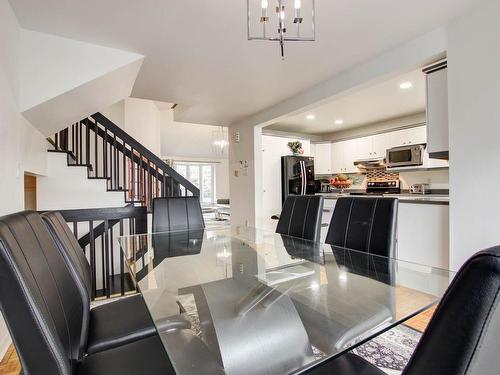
276, 195, 324, 242
152, 196, 205, 233
41, 211, 161, 354
325, 197, 398, 258
0, 211, 176, 375
307, 246, 500, 374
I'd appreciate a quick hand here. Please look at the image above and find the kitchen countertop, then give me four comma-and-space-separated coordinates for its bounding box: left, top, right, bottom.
317, 192, 449, 205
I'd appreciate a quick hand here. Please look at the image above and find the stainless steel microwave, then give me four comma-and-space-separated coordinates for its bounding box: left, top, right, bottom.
386, 144, 425, 168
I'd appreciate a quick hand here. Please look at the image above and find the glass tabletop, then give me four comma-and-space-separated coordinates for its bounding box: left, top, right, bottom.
118, 226, 454, 375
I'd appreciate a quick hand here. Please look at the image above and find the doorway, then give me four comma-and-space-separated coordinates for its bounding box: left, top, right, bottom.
24, 174, 37, 210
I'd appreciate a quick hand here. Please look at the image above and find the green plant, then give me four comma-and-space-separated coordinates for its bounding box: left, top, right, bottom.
287, 140, 303, 154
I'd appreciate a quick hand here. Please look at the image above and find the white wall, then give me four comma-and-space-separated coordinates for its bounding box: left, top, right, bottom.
19, 31, 143, 136
124, 98, 161, 155
159, 109, 230, 200
228, 125, 263, 227
101, 100, 125, 127
447, 0, 500, 270
0, 1, 48, 358
37, 153, 125, 210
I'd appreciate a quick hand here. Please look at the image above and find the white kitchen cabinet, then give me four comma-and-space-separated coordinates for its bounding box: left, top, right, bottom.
397, 202, 449, 269
354, 136, 374, 160
320, 199, 449, 270
330, 141, 345, 173
372, 133, 393, 157
389, 126, 426, 147
320, 199, 336, 243
331, 140, 358, 174
425, 65, 449, 157
313, 143, 332, 175
327, 125, 436, 173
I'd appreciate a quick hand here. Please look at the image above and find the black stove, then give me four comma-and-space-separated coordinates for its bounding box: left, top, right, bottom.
365, 180, 400, 195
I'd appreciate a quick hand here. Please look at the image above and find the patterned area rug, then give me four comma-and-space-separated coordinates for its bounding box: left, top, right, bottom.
352, 324, 421, 375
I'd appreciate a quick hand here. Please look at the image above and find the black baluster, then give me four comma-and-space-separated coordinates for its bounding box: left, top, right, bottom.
104, 220, 110, 298
94, 120, 98, 176
100, 235, 106, 296
79, 121, 83, 164
122, 139, 126, 192
113, 134, 118, 189
104, 129, 108, 180
138, 154, 143, 204
86, 121, 90, 166
110, 226, 114, 283
131, 147, 135, 203
119, 219, 125, 296
89, 220, 96, 299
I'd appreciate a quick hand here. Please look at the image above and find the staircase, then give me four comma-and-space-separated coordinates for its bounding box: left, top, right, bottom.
48, 112, 199, 211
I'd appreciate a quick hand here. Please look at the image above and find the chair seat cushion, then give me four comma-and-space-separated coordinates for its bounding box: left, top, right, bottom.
307, 352, 386, 375
77, 335, 175, 375
87, 294, 156, 354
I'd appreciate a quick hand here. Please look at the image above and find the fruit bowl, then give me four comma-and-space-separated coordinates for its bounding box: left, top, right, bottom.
331, 180, 353, 189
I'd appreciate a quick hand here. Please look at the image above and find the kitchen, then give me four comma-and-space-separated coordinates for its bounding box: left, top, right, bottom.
262, 62, 450, 270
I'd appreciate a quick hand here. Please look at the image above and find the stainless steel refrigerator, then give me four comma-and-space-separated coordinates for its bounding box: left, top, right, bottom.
281, 156, 317, 204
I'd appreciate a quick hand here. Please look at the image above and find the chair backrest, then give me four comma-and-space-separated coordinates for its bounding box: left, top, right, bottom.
325, 197, 398, 257
404, 247, 500, 375
152, 196, 205, 233
276, 195, 324, 242
41, 211, 92, 300
0, 211, 88, 375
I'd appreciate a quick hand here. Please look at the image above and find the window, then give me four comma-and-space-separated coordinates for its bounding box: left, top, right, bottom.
174, 162, 215, 204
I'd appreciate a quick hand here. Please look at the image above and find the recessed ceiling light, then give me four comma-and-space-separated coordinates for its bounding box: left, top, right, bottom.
335, 119, 344, 125
306, 114, 315, 120
400, 82, 413, 89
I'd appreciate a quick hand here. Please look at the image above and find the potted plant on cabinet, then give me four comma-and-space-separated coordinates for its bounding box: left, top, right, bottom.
287, 141, 304, 155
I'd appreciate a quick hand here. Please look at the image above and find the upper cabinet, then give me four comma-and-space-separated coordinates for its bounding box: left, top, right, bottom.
331, 140, 358, 174
389, 126, 427, 148
313, 143, 332, 174
325, 125, 429, 174
424, 62, 449, 159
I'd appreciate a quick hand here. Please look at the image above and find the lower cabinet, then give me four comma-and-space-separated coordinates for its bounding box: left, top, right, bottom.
320, 199, 336, 243
397, 203, 449, 269
320, 199, 449, 270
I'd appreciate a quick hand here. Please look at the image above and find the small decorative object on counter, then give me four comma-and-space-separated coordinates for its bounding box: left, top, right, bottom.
330, 174, 353, 189
287, 140, 304, 155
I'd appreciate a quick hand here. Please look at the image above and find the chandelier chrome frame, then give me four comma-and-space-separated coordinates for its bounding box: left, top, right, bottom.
247, 0, 315, 58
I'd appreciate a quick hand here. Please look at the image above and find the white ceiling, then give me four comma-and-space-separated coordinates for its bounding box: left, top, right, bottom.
10, 0, 480, 126
266, 69, 426, 134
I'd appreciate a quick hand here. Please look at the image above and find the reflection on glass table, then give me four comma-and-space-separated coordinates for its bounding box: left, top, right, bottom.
118, 226, 453, 375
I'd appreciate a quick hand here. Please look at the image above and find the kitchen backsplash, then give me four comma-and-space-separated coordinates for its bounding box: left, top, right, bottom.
319, 168, 449, 191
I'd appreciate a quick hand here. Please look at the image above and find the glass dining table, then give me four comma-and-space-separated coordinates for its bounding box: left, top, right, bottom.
118, 226, 454, 375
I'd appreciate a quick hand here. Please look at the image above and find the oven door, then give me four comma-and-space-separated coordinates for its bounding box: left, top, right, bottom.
386, 146, 423, 167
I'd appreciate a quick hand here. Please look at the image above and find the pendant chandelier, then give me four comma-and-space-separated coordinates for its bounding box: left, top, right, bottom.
212, 126, 228, 156
247, 0, 315, 59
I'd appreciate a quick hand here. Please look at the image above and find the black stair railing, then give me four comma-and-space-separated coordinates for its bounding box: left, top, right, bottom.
50, 112, 199, 210
43, 205, 148, 300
